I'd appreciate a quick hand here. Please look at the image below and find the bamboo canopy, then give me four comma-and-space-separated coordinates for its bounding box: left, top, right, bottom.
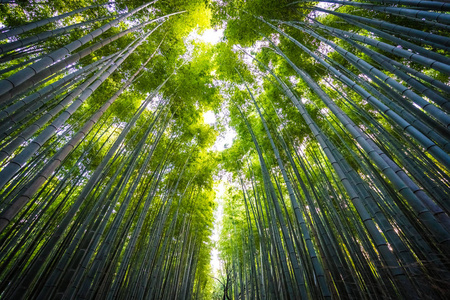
0, 0, 449, 299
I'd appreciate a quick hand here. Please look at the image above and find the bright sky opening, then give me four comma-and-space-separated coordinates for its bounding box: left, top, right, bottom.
194, 28, 228, 279
203, 110, 216, 124
190, 28, 224, 44
210, 181, 226, 276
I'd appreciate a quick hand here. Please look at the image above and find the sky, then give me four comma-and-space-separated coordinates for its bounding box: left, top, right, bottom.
210, 181, 226, 275
191, 27, 230, 276
189, 28, 224, 44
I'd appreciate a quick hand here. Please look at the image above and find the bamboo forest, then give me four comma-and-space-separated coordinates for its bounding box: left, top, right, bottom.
1, 0, 450, 299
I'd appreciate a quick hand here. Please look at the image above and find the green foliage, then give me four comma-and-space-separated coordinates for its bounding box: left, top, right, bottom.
1, 1, 450, 299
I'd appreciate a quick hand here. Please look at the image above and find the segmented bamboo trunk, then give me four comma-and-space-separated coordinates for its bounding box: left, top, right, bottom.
0, 2, 155, 98
1, 1, 450, 299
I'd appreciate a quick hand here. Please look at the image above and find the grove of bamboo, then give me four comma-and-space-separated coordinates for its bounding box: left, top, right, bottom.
0, 1, 449, 299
